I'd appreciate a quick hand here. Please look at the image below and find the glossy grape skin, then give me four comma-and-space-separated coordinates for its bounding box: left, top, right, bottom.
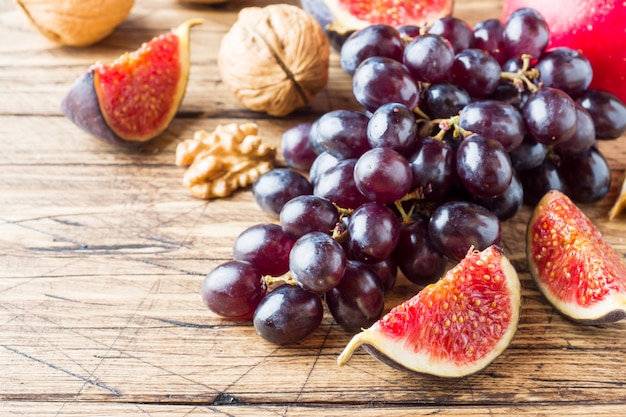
353, 147, 413, 204
456, 133, 513, 199
253, 168, 313, 217
397, 24, 421, 41
427, 16, 475, 54
347, 202, 401, 263
420, 82, 471, 119
448, 49, 501, 98
508, 135, 546, 171
340, 24, 405, 75
502, 7, 550, 59
403, 34, 455, 83
458, 100, 525, 152
314, 109, 371, 159
535, 47, 593, 97
558, 147, 611, 204
576, 89, 626, 139
279, 195, 339, 240
352, 56, 420, 113
367, 102, 418, 154
253, 284, 323, 345
428, 200, 501, 262
473, 18, 507, 65
522, 88, 577, 145
519, 157, 565, 206
473, 171, 524, 221
393, 215, 447, 286
309, 151, 340, 185
314, 158, 370, 209
233, 223, 294, 277
554, 104, 597, 155
357, 257, 398, 293
325, 261, 384, 332
408, 137, 456, 202
290, 231, 347, 294
202, 260, 265, 319
281, 122, 318, 171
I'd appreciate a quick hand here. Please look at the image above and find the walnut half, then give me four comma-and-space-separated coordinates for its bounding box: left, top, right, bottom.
176, 123, 276, 199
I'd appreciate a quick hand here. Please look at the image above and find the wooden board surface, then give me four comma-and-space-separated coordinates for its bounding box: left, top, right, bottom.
1, 0, 626, 415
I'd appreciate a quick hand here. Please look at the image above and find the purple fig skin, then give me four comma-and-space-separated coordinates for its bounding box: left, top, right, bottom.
61, 70, 136, 146
300, 0, 352, 50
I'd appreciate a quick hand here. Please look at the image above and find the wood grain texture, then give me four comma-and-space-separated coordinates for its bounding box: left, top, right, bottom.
1, 0, 626, 415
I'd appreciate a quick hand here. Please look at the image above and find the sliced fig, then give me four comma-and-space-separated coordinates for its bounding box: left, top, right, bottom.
338, 245, 521, 378
61, 19, 202, 145
527, 190, 626, 324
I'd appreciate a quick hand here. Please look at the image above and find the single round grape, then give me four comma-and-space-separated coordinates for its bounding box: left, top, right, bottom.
253, 168, 313, 217
309, 151, 340, 185
554, 104, 597, 155
290, 231, 347, 294
489, 83, 529, 109
314, 158, 370, 209
356, 257, 398, 293
456, 133, 513, 199
447, 48, 501, 98
397, 24, 421, 41
558, 147, 611, 204
367, 102, 418, 154
522, 87, 577, 145
325, 261, 384, 332
340, 24, 405, 75
427, 16, 475, 54
535, 47, 593, 97
576, 89, 626, 139
393, 215, 447, 286
314, 109, 371, 160
428, 200, 501, 262
347, 202, 401, 263
408, 137, 456, 202
353, 147, 413, 204
473, 171, 524, 221
202, 260, 265, 319
253, 284, 323, 345
403, 34, 455, 83
502, 7, 550, 59
420, 82, 471, 119
508, 135, 546, 171
280, 195, 339, 239
352, 56, 420, 113
458, 100, 525, 152
519, 157, 565, 206
281, 122, 318, 171
473, 18, 507, 64
233, 223, 294, 277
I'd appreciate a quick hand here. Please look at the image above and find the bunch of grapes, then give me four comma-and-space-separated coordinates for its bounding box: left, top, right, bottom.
202, 8, 626, 346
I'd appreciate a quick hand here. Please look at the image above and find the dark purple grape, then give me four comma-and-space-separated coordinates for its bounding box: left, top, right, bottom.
367, 102, 418, 154
420, 82, 471, 119
253, 284, 323, 345
456, 133, 513, 199
403, 34, 455, 83
290, 231, 347, 294
473, 18, 507, 64
309, 151, 340, 184
397, 24, 421, 41
519, 157, 565, 206
253, 168, 313, 217
347, 202, 401, 263
281, 122, 318, 171
489, 83, 529, 109
508, 134, 546, 171
314, 109, 371, 159
472, 171, 524, 220
502, 7, 550, 59
353, 147, 413, 204
357, 257, 398, 293
202, 260, 265, 319
325, 261, 384, 332
448, 49, 501, 98
427, 16, 475, 54
340, 24, 405, 75
558, 147, 611, 204
233, 223, 294, 277
576, 89, 626, 139
393, 215, 447, 286
314, 158, 370, 209
408, 137, 456, 202
522, 87, 577, 145
458, 100, 525, 151
280, 195, 339, 239
352, 56, 420, 113
428, 200, 501, 261
554, 103, 597, 155
535, 47, 593, 97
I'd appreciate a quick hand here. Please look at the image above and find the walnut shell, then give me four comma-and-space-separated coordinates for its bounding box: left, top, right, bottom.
15, 0, 134, 47
218, 4, 330, 117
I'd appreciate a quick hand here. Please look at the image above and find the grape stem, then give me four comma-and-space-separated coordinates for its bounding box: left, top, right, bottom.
500, 53, 541, 93
264, 272, 297, 287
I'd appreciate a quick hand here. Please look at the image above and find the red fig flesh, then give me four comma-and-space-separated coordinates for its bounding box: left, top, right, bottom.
338, 246, 521, 377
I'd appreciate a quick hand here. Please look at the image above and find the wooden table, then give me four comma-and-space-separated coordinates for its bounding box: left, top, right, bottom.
1, 0, 625, 415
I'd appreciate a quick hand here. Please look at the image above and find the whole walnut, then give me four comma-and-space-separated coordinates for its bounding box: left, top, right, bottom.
218, 4, 330, 117
15, 0, 134, 47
